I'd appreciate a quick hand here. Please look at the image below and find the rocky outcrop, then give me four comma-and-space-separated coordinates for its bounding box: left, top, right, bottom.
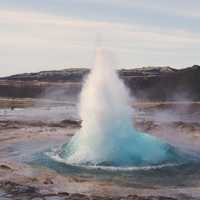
0, 65, 200, 101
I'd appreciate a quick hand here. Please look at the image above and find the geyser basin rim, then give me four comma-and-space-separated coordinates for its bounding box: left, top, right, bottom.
45, 150, 184, 172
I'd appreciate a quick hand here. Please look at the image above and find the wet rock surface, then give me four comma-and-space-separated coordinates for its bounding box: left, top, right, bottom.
0, 181, 182, 200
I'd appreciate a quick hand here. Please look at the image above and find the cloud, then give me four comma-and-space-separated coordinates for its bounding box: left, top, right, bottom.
0, 10, 113, 27
1, 9, 200, 47
100, 0, 200, 19
0, 8, 200, 76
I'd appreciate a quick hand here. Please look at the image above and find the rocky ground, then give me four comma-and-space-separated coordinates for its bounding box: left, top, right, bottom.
0, 99, 200, 200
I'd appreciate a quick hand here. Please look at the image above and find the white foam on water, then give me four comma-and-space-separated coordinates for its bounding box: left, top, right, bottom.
46, 151, 182, 172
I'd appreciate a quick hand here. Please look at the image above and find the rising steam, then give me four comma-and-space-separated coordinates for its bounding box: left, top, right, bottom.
59, 49, 183, 167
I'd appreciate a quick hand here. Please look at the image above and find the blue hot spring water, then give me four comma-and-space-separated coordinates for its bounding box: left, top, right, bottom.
49, 49, 187, 168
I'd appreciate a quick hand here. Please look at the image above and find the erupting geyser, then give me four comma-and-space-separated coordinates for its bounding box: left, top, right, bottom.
58, 49, 183, 167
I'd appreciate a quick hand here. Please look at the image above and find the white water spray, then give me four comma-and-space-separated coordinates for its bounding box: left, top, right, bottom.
60, 49, 182, 166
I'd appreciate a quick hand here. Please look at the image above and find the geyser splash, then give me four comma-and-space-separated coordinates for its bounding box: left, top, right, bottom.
59, 49, 184, 167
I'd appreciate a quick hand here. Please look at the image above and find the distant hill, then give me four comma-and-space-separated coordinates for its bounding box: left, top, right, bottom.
0, 65, 200, 101
1, 68, 89, 82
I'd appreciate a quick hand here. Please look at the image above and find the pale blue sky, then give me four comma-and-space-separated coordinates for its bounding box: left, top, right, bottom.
1, 0, 200, 76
